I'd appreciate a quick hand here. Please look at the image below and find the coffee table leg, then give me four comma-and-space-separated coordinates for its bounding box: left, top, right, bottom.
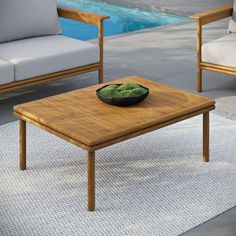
19, 119, 26, 170
88, 151, 95, 211
203, 112, 209, 162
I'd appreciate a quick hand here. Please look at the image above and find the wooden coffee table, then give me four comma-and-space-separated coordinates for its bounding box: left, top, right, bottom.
13, 76, 215, 211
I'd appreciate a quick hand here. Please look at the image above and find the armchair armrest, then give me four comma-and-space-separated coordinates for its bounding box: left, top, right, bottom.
57, 6, 110, 25
191, 4, 233, 25
191, 4, 233, 92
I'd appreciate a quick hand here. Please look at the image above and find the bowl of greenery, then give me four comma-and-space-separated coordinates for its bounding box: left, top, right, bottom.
96, 83, 149, 106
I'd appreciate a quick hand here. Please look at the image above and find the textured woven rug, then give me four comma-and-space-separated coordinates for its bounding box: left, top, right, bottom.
0, 113, 236, 236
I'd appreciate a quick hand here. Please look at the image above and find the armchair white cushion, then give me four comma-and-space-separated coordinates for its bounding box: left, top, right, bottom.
0, 35, 99, 81
202, 33, 236, 68
0, 59, 14, 85
0, 0, 61, 43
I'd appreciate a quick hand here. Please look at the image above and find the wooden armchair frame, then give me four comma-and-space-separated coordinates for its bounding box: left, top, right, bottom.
0, 7, 110, 93
191, 4, 233, 92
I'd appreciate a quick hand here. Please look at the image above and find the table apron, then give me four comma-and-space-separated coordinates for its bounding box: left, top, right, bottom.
13, 105, 215, 152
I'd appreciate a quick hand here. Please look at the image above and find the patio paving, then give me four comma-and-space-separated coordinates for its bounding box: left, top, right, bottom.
0, 0, 236, 235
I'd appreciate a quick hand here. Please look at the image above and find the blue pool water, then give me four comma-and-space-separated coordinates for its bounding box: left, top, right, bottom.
58, 0, 189, 40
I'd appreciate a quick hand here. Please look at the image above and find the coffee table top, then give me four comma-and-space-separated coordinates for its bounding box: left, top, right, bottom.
14, 76, 215, 147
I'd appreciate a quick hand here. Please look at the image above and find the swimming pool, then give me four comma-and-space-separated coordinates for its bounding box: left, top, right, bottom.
58, 0, 189, 40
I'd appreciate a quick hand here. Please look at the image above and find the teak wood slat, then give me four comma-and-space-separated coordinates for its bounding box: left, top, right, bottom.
191, 4, 233, 25
14, 105, 215, 152
0, 7, 109, 94
98, 20, 104, 84
19, 120, 26, 170
0, 64, 100, 93
203, 112, 210, 162
201, 62, 236, 76
57, 6, 110, 25
13, 111, 91, 151
191, 4, 234, 92
14, 76, 215, 211
88, 151, 95, 211
197, 20, 202, 92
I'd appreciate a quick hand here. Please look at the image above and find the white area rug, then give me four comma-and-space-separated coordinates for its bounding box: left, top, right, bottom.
0, 113, 236, 236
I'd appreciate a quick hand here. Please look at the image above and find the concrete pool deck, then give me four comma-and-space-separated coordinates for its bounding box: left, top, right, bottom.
0, 0, 236, 235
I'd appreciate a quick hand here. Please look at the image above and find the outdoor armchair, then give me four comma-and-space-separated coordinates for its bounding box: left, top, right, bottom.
0, 0, 109, 93
191, 3, 234, 92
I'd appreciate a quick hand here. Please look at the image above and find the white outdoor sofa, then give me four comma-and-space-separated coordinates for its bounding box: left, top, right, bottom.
191, 3, 235, 92
0, 0, 109, 93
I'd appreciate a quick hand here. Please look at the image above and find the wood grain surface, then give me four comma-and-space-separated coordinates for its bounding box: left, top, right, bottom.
14, 76, 215, 147
191, 4, 233, 25
57, 6, 110, 25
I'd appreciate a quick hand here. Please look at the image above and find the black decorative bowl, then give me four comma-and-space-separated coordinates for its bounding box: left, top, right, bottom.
96, 84, 149, 106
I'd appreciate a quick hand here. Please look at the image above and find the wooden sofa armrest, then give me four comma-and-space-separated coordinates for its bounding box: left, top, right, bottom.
57, 6, 110, 84
191, 4, 233, 25
57, 6, 110, 26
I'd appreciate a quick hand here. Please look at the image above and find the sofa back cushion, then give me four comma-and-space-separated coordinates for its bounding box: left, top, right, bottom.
229, 1, 236, 33
0, 0, 61, 43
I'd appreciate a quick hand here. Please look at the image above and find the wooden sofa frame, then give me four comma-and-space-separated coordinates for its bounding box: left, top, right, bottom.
0, 6, 109, 93
191, 4, 234, 92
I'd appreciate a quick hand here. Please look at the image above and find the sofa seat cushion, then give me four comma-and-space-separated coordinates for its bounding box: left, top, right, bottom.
0, 35, 100, 81
202, 33, 236, 68
0, 59, 14, 85
0, 0, 61, 43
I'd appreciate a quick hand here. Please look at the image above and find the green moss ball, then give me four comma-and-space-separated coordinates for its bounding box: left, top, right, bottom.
117, 83, 140, 91
99, 87, 118, 98
117, 90, 133, 98
99, 83, 147, 98
130, 87, 147, 96
106, 85, 119, 90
